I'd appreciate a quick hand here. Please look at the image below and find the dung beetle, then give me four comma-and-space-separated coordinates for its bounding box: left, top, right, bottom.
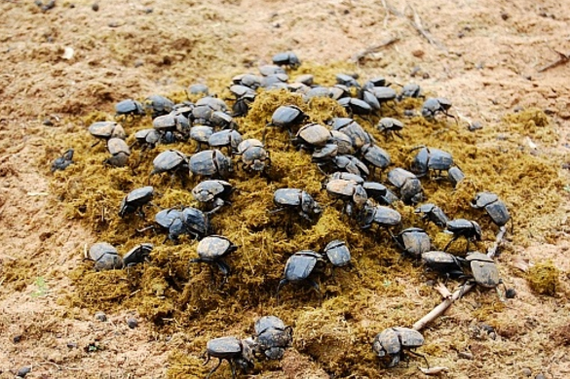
133, 128, 161, 151
357, 202, 402, 237
188, 83, 209, 95
259, 64, 286, 76
190, 125, 214, 152
470, 192, 510, 227
293, 123, 332, 151
149, 149, 189, 182
329, 84, 351, 101
415, 203, 449, 228
363, 77, 389, 90
233, 92, 256, 117
202, 336, 255, 379
326, 171, 365, 184
421, 251, 465, 279
328, 130, 355, 155
336, 73, 360, 88
144, 94, 174, 118
86, 242, 124, 271
322, 240, 351, 268
329, 118, 373, 151
119, 186, 154, 218
152, 207, 210, 242
88, 121, 126, 147
236, 139, 271, 174
192, 97, 228, 124
210, 111, 238, 130
261, 73, 289, 89
359, 143, 391, 176
395, 227, 431, 258
272, 51, 301, 69
208, 129, 243, 156
122, 243, 153, 267
105, 138, 131, 167
115, 99, 145, 117
272, 188, 322, 223
254, 316, 293, 360
410, 147, 455, 178
398, 83, 422, 100
51, 149, 74, 172
377, 117, 404, 140
192, 180, 233, 213
315, 154, 370, 178
463, 251, 500, 289
264, 105, 307, 143
324, 178, 368, 216
189, 149, 232, 179
277, 250, 325, 300
421, 97, 456, 121
338, 97, 373, 116
152, 113, 190, 138
304, 86, 332, 101
387, 168, 423, 205
190, 235, 237, 286
360, 89, 381, 112
232, 73, 261, 89
369, 86, 398, 105
444, 219, 482, 252
295, 74, 314, 86
373, 327, 427, 368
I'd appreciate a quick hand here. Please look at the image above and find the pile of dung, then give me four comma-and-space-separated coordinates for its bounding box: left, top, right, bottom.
37, 61, 566, 378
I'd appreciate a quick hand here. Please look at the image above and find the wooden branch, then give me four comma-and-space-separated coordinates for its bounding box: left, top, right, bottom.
413, 226, 507, 331
538, 50, 569, 72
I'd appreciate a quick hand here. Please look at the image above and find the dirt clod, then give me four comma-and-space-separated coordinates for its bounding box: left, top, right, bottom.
527, 261, 559, 296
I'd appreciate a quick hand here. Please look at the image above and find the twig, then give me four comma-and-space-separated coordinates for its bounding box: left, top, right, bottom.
351, 37, 400, 63
40, 361, 83, 371
537, 49, 569, 72
406, 6, 447, 52
413, 226, 507, 331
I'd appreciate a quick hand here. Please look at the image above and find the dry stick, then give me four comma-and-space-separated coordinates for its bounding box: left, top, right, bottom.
413, 226, 507, 331
537, 50, 570, 72
407, 6, 448, 53
350, 37, 400, 63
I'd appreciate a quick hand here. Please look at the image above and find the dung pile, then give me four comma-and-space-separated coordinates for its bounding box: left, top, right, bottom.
40, 53, 565, 378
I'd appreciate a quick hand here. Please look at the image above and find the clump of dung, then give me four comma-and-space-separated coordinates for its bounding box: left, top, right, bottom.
527, 260, 559, 296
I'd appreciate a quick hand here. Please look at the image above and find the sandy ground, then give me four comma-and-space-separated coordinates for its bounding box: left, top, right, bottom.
0, 0, 569, 378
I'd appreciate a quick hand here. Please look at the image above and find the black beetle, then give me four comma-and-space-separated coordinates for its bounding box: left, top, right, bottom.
115, 99, 145, 117
190, 235, 238, 286
336, 73, 360, 88
329, 118, 373, 151
188, 83, 209, 95
421, 97, 456, 121
133, 128, 161, 151
264, 105, 307, 143
202, 336, 255, 379
463, 251, 500, 289
470, 192, 511, 227
208, 129, 243, 156
448, 166, 465, 187
190, 125, 214, 152
293, 123, 332, 151
272, 51, 301, 69
189, 149, 232, 179
51, 149, 74, 172
398, 83, 422, 100
324, 178, 368, 216
237, 139, 271, 174
144, 94, 174, 118
444, 219, 482, 252
377, 117, 404, 140
369, 86, 398, 105
395, 227, 431, 258
122, 243, 153, 267
387, 168, 423, 205
105, 138, 131, 167
88, 121, 126, 147
410, 147, 455, 178
315, 154, 370, 178
272, 188, 322, 222
152, 206, 210, 242
322, 240, 352, 268
359, 143, 391, 176
259, 64, 286, 76
232, 73, 261, 89
415, 203, 449, 228
363, 77, 389, 90
86, 242, 124, 271
119, 186, 154, 218
277, 250, 325, 300
421, 251, 465, 279
357, 202, 402, 237
338, 97, 373, 116
373, 327, 427, 368
149, 149, 189, 183
254, 316, 293, 360
192, 180, 233, 213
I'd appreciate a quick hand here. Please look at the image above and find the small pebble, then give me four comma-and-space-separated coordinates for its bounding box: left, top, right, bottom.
468, 120, 483, 131
127, 317, 138, 329
94, 311, 107, 322
92, 3, 99, 12
522, 367, 532, 377
43, 118, 54, 126
535, 374, 546, 379
506, 288, 517, 298
13, 335, 22, 343
501, 11, 509, 20
16, 367, 31, 378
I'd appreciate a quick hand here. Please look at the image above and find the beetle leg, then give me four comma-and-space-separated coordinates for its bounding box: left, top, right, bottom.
407, 349, 430, 369
443, 235, 459, 252
216, 259, 231, 287
276, 278, 288, 304
205, 358, 222, 379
